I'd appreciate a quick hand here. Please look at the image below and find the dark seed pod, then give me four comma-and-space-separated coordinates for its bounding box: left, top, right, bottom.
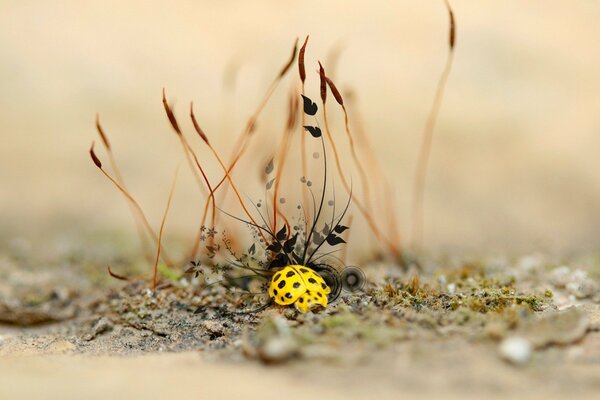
89, 143, 102, 168
325, 77, 344, 107
298, 35, 309, 83
318, 61, 327, 103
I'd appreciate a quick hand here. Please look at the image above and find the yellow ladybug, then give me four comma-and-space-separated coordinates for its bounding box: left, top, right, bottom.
268, 265, 331, 313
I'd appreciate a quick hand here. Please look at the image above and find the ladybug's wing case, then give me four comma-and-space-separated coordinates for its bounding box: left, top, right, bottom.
296, 266, 331, 294
294, 289, 328, 313
268, 266, 306, 305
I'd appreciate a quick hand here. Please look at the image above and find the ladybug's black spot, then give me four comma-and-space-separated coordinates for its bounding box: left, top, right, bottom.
298, 297, 304, 303
293, 282, 301, 289
308, 277, 317, 284
273, 289, 278, 295
286, 270, 295, 278
285, 292, 293, 299
278, 280, 286, 289
300, 268, 309, 274
317, 292, 323, 297
280, 296, 285, 302
321, 283, 327, 290
273, 273, 281, 281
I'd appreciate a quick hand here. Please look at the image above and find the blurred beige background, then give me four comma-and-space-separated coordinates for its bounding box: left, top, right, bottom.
1, 0, 599, 255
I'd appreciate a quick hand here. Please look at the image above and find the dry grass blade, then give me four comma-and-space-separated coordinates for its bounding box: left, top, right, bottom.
410, 0, 456, 250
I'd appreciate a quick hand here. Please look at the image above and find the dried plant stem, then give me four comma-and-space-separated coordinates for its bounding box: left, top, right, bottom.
91, 147, 173, 266
95, 116, 152, 260
180, 137, 216, 226
410, 0, 456, 251
190, 105, 269, 243
181, 136, 218, 261
339, 103, 374, 232
207, 144, 268, 243
179, 137, 210, 197
346, 94, 402, 250
162, 91, 218, 260
214, 39, 298, 207
153, 166, 179, 290
321, 104, 400, 259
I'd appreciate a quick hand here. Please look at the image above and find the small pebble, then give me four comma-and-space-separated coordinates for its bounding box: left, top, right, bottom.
499, 337, 532, 365
259, 337, 297, 363
447, 283, 456, 295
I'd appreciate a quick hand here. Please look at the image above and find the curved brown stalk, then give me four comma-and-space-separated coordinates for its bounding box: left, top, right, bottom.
344, 92, 402, 252
89, 143, 173, 266
210, 39, 299, 210
318, 63, 400, 259
190, 104, 268, 243
321, 101, 399, 259
324, 76, 376, 238
162, 90, 217, 260
153, 166, 179, 290
95, 115, 152, 261
410, 0, 456, 251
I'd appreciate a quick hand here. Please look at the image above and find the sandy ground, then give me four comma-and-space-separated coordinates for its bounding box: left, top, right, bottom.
1, 240, 599, 399
1, 319, 599, 400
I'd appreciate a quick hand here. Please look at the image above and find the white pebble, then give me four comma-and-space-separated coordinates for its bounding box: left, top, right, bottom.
499, 337, 532, 365
260, 337, 297, 363
447, 283, 456, 295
